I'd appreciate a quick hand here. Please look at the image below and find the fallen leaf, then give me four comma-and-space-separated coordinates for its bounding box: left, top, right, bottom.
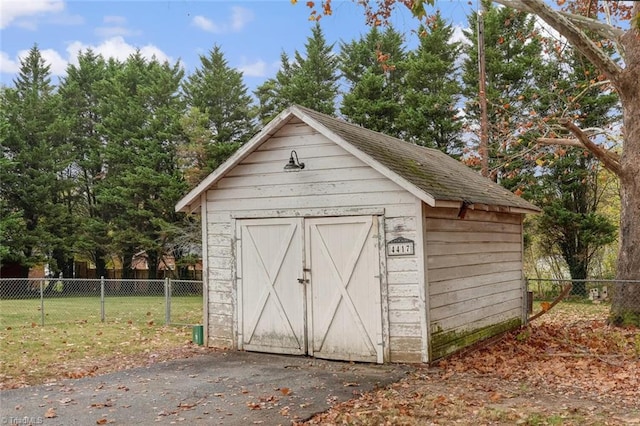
280, 387, 291, 395
96, 418, 107, 425
44, 407, 57, 418
247, 402, 262, 410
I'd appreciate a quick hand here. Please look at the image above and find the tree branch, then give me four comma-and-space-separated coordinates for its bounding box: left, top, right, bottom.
558, 118, 621, 175
494, 0, 624, 38
537, 138, 585, 148
493, 0, 623, 83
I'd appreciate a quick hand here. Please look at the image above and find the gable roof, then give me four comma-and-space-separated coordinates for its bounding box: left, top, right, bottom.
176, 105, 540, 214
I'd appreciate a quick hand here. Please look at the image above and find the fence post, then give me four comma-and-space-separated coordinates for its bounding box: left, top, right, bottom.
40, 280, 45, 326
100, 276, 105, 322
165, 277, 171, 325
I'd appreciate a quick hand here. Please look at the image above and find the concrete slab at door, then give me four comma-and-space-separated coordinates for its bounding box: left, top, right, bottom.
237, 218, 305, 354
306, 216, 383, 363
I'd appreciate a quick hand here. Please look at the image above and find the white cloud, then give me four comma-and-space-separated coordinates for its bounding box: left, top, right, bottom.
450, 25, 471, 46
230, 6, 254, 31
67, 37, 173, 65
1, 37, 173, 81
94, 15, 140, 39
39, 48, 68, 75
95, 26, 141, 38
192, 15, 218, 33
238, 59, 267, 77
0, 48, 66, 77
0, 51, 20, 75
104, 15, 126, 25
192, 6, 254, 34
0, 0, 65, 29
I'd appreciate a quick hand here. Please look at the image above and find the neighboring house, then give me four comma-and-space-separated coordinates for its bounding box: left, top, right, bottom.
175, 105, 540, 363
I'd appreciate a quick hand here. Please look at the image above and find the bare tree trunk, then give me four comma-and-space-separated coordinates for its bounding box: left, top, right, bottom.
612, 51, 640, 324
609, 8, 640, 324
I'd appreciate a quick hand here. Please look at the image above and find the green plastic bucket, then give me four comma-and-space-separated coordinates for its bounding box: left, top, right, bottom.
192, 325, 204, 345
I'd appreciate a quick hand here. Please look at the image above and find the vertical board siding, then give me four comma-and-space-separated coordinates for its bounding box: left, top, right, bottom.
204, 122, 421, 358
425, 207, 524, 359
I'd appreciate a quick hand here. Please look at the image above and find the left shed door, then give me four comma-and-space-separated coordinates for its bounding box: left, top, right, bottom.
237, 218, 306, 354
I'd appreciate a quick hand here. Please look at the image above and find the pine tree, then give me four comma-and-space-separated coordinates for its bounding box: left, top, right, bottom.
339, 26, 406, 137
0, 103, 27, 269
0, 45, 72, 277
58, 49, 115, 278
98, 52, 187, 279
183, 45, 257, 175
256, 23, 339, 122
534, 49, 619, 291
462, 1, 550, 191
399, 14, 463, 157
183, 45, 256, 148
255, 52, 295, 125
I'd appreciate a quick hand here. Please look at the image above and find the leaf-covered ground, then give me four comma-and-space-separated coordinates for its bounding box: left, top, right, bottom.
303, 310, 640, 425
2, 305, 639, 425
0, 324, 207, 390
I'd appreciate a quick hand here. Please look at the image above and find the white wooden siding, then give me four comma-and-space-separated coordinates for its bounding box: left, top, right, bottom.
426, 207, 524, 357
204, 121, 422, 358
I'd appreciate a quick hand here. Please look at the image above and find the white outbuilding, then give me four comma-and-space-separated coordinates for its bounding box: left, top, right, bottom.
176, 105, 540, 363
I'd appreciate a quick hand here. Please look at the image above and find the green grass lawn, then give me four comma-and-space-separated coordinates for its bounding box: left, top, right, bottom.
0, 298, 613, 389
0, 295, 202, 327
0, 296, 203, 387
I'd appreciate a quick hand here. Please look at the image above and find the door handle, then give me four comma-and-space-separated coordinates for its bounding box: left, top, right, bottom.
297, 278, 309, 284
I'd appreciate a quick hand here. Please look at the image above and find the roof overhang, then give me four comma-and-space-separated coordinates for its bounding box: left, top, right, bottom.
433, 199, 541, 214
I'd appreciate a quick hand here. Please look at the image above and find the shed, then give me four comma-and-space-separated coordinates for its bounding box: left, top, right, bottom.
176, 105, 540, 363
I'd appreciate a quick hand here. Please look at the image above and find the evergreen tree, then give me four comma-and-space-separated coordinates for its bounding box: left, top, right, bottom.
399, 14, 463, 157
339, 26, 407, 137
98, 52, 187, 279
0, 103, 27, 269
0, 45, 72, 277
534, 49, 619, 291
182, 45, 256, 177
254, 52, 295, 125
58, 50, 115, 278
256, 23, 339, 122
462, 1, 549, 191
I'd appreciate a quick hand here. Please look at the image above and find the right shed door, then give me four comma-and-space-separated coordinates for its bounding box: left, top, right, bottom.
305, 216, 383, 363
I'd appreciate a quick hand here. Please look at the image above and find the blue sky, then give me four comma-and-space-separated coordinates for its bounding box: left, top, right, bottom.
0, 0, 475, 91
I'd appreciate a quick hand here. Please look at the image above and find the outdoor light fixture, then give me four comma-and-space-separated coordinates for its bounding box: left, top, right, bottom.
284, 150, 305, 172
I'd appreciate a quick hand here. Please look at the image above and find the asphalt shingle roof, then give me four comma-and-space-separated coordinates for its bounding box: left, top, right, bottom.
295, 105, 540, 212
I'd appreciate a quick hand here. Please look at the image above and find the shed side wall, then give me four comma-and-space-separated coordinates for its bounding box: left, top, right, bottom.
425, 207, 524, 359
205, 120, 424, 361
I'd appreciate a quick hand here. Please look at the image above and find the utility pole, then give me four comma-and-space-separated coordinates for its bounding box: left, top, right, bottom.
478, 1, 489, 178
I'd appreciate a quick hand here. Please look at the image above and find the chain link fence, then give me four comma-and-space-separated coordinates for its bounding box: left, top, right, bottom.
0, 278, 202, 327
526, 278, 640, 302
526, 278, 640, 322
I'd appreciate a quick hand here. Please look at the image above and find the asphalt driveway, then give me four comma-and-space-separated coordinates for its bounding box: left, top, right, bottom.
0, 350, 410, 425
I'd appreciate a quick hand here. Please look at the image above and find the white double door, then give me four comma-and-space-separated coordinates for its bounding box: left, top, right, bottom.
237, 216, 383, 363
